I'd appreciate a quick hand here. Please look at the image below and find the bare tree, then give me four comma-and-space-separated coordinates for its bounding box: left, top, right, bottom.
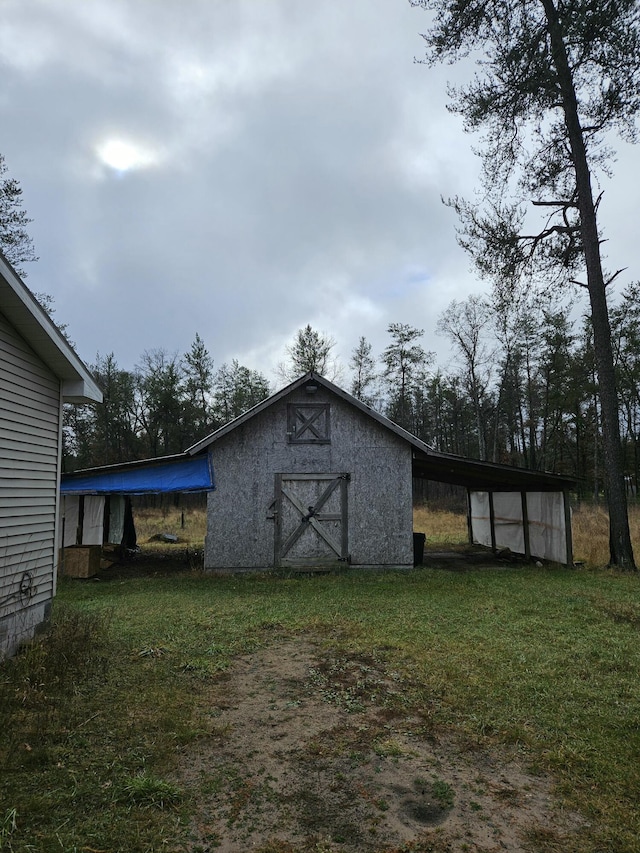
437, 296, 494, 460
135, 349, 185, 457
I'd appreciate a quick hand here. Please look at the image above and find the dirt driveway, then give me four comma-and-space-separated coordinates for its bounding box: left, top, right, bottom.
177, 635, 586, 853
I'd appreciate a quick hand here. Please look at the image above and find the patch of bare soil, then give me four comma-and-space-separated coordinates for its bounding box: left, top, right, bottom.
177, 638, 586, 853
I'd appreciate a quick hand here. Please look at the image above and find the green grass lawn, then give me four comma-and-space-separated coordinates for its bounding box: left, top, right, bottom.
2, 565, 640, 852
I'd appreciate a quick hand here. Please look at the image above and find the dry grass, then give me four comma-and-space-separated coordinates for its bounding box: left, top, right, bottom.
571, 502, 640, 567
571, 504, 611, 567
133, 505, 208, 550
132, 505, 470, 552
413, 505, 468, 546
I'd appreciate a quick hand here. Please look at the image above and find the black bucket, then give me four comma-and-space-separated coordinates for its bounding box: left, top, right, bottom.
413, 532, 426, 566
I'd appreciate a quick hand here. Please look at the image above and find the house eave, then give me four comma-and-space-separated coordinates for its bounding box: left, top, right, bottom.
0, 252, 102, 404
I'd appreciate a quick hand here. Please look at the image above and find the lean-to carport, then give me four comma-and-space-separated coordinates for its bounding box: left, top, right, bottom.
60, 452, 215, 549
411, 448, 575, 565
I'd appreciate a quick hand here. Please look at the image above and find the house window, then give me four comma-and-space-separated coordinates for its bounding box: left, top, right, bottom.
287, 403, 331, 444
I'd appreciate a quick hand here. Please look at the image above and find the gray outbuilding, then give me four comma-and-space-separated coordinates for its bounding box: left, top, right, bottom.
187, 372, 575, 571
0, 253, 102, 657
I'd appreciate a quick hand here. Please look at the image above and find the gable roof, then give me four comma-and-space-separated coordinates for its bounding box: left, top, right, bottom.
0, 252, 102, 404
186, 371, 428, 455
187, 372, 574, 493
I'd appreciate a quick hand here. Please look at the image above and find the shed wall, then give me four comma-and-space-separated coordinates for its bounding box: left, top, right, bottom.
205, 387, 413, 569
0, 310, 61, 657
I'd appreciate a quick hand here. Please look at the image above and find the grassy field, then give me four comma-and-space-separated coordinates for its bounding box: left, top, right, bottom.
1, 552, 639, 850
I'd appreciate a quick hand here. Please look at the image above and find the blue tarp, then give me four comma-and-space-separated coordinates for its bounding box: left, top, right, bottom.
61, 454, 215, 495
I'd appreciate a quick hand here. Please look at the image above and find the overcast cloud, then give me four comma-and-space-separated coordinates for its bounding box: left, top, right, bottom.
0, 0, 637, 384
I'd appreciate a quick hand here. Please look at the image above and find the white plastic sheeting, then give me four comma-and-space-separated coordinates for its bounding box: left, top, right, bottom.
61, 495, 126, 546
61, 495, 79, 547
108, 496, 125, 545
526, 491, 568, 563
61, 495, 104, 546
470, 490, 569, 564
80, 496, 104, 545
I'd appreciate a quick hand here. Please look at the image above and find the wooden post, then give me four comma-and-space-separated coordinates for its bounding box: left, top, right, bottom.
563, 489, 574, 566
341, 474, 349, 561
521, 491, 531, 560
77, 495, 85, 545
488, 491, 497, 552
466, 489, 474, 545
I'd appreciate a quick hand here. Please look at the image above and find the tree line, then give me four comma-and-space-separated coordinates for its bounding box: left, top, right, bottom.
63, 295, 640, 509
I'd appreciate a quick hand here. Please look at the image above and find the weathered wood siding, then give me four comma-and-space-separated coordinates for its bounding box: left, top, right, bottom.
0, 311, 61, 657
205, 386, 413, 570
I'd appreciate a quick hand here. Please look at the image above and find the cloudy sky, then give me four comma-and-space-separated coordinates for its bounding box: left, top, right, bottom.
0, 0, 637, 385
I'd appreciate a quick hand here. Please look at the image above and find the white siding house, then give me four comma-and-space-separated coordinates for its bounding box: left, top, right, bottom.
0, 253, 101, 658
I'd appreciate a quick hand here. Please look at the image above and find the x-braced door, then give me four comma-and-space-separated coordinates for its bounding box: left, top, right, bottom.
274, 473, 350, 567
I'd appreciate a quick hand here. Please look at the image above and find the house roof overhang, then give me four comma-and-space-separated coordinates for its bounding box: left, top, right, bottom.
0, 252, 102, 404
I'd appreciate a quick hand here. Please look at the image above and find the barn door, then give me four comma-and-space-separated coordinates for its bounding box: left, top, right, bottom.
274, 473, 349, 567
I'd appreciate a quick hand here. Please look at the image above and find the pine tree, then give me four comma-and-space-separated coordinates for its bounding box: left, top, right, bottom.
0, 153, 37, 276
278, 325, 341, 382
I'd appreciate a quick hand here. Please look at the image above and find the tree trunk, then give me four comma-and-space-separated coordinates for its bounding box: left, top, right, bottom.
592, 383, 600, 504
470, 373, 487, 461
542, 0, 636, 568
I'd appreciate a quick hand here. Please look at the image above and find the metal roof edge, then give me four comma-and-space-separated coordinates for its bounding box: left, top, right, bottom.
411, 447, 576, 490
62, 451, 194, 479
